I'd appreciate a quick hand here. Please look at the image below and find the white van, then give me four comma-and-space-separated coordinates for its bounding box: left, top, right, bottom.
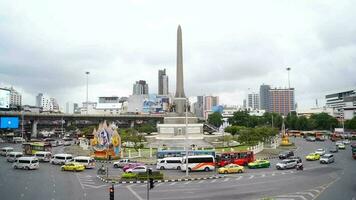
13, 137, 25, 143
181, 155, 215, 172
50, 154, 73, 165
156, 157, 182, 170
73, 156, 96, 169
7, 152, 23, 163
34, 151, 52, 162
13, 157, 39, 170
0, 147, 14, 156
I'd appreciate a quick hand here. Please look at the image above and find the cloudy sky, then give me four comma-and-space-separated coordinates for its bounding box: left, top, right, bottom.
0, 0, 355, 110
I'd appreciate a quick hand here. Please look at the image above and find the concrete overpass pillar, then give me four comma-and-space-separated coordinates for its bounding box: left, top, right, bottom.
31, 120, 38, 138
130, 121, 135, 128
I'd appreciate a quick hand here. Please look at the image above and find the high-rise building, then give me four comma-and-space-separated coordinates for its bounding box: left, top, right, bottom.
36, 93, 59, 112
50, 98, 59, 112
259, 84, 271, 110
247, 92, 260, 110
6, 87, 22, 108
133, 80, 149, 95
325, 89, 356, 118
65, 102, 76, 114
158, 69, 169, 95
268, 88, 295, 116
203, 96, 219, 119
194, 96, 205, 118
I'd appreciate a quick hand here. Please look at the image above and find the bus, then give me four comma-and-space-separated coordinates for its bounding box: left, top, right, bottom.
22, 142, 52, 155
216, 151, 255, 167
331, 133, 342, 142
156, 149, 215, 160
180, 155, 215, 172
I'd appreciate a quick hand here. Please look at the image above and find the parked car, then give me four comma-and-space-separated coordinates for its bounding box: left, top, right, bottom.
248, 160, 270, 169
126, 165, 150, 173
306, 153, 320, 161
315, 148, 326, 156
278, 150, 294, 159
113, 159, 133, 168
218, 164, 244, 174
306, 136, 316, 142
122, 163, 144, 172
320, 154, 334, 164
276, 159, 298, 170
329, 146, 338, 153
335, 141, 343, 146
338, 143, 346, 149
61, 162, 85, 172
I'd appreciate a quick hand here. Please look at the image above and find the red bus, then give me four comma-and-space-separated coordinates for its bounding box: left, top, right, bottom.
216, 151, 255, 167
331, 133, 342, 142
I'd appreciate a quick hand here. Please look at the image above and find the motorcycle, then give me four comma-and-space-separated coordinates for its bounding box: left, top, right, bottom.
296, 163, 303, 171
97, 166, 106, 175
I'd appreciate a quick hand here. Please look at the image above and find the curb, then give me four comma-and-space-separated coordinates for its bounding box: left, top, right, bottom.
259, 156, 279, 160
96, 175, 224, 185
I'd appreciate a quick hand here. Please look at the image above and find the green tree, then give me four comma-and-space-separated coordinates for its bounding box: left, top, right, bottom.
262, 112, 283, 129
295, 116, 309, 131
309, 113, 339, 130
345, 117, 356, 130
286, 113, 298, 130
120, 128, 145, 151
136, 124, 156, 135
207, 112, 223, 127
228, 111, 250, 127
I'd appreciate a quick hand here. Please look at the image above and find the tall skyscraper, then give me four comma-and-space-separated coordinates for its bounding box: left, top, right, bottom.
7, 87, 22, 108
158, 69, 169, 95
260, 84, 271, 110
194, 96, 205, 118
247, 92, 260, 110
132, 80, 149, 95
268, 88, 295, 116
36, 93, 51, 111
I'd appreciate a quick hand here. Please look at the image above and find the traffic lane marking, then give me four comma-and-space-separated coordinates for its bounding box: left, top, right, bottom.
275, 194, 308, 200
127, 185, 144, 200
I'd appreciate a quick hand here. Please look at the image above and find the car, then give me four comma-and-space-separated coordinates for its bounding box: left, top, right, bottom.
329, 146, 338, 153
343, 140, 350, 145
306, 136, 316, 142
306, 153, 321, 161
338, 143, 346, 149
278, 150, 294, 159
320, 154, 334, 164
276, 159, 298, 170
247, 160, 270, 169
315, 148, 326, 156
61, 162, 85, 172
218, 164, 244, 174
113, 159, 133, 168
335, 141, 343, 146
126, 165, 149, 173
122, 163, 144, 172
289, 156, 302, 163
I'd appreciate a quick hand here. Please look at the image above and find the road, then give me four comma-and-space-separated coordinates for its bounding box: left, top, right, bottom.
0, 138, 354, 200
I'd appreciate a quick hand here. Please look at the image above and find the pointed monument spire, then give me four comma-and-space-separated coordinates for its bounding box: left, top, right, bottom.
175, 25, 186, 114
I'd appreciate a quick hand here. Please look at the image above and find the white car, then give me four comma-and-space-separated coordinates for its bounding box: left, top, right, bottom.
113, 159, 132, 168
315, 148, 326, 156
126, 165, 149, 173
343, 140, 350, 145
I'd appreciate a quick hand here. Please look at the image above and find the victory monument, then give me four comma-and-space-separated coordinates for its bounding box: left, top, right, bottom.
146, 26, 212, 148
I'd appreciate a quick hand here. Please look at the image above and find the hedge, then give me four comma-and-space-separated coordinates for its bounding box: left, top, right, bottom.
120, 171, 164, 180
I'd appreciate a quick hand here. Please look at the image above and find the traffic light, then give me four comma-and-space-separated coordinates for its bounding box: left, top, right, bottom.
109, 185, 114, 200
149, 178, 154, 189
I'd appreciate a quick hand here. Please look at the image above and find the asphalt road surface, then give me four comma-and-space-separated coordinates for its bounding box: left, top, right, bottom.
0, 138, 354, 200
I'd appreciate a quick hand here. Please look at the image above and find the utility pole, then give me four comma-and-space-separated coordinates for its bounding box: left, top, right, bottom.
185, 97, 189, 177
85, 71, 90, 115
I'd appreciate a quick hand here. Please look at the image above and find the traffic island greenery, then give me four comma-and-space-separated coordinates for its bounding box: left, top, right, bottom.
120, 172, 164, 181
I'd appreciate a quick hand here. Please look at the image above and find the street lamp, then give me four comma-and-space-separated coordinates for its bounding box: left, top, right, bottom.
85, 71, 90, 115
174, 97, 189, 177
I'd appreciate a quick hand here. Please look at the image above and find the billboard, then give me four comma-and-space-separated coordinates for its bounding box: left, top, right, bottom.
0, 88, 10, 109
0, 117, 19, 129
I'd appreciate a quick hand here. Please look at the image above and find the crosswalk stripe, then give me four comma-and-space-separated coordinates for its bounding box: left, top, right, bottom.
235, 176, 242, 180
261, 174, 266, 177
169, 182, 177, 186
223, 178, 230, 182
198, 180, 205, 184
184, 181, 191, 185
296, 191, 315, 198
210, 179, 217, 183
275, 195, 307, 200
248, 175, 254, 179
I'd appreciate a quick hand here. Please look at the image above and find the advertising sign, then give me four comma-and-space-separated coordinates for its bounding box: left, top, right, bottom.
0, 117, 19, 129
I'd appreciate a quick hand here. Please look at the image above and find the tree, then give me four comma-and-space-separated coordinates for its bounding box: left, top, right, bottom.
261, 112, 283, 129
309, 113, 339, 130
228, 111, 250, 127
207, 112, 223, 127
295, 116, 309, 131
286, 113, 298, 130
120, 128, 145, 151
136, 124, 156, 135
345, 117, 356, 130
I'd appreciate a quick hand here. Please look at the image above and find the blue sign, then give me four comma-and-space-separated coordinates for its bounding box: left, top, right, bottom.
0, 117, 19, 129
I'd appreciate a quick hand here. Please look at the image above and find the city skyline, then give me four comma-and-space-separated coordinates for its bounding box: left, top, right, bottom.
1, 1, 356, 109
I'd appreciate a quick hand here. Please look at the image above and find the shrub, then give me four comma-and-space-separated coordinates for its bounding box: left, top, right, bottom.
121, 172, 137, 179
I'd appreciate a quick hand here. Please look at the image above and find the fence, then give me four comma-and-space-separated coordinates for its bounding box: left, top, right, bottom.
247, 142, 264, 154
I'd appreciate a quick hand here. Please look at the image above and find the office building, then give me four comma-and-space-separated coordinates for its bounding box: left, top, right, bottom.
158, 69, 169, 95
194, 96, 205, 118
65, 102, 76, 114
259, 84, 271, 110
247, 92, 260, 110
133, 80, 149, 95
325, 89, 356, 118
6, 87, 22, 108
268, 88, 295, 116
203, 96, 219, 119
36, 93, 51, 112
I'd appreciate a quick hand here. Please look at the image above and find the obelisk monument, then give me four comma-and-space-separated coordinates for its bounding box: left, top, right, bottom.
174, 25, 186, 114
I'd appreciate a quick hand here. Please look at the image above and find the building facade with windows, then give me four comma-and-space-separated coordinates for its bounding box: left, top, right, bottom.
133, 80, 149, 95
325, 89, 356, 118
247, 92, 260, 110
158, 69, 169, 95
268, 88, 295, 116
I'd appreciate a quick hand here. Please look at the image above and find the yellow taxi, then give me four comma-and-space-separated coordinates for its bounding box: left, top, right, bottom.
306, 153, 320, 161
218, 164, 244, 174
61, 162, 85, 172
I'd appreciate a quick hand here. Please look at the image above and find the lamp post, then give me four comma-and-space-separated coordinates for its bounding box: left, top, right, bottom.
85, 71, 90, 115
